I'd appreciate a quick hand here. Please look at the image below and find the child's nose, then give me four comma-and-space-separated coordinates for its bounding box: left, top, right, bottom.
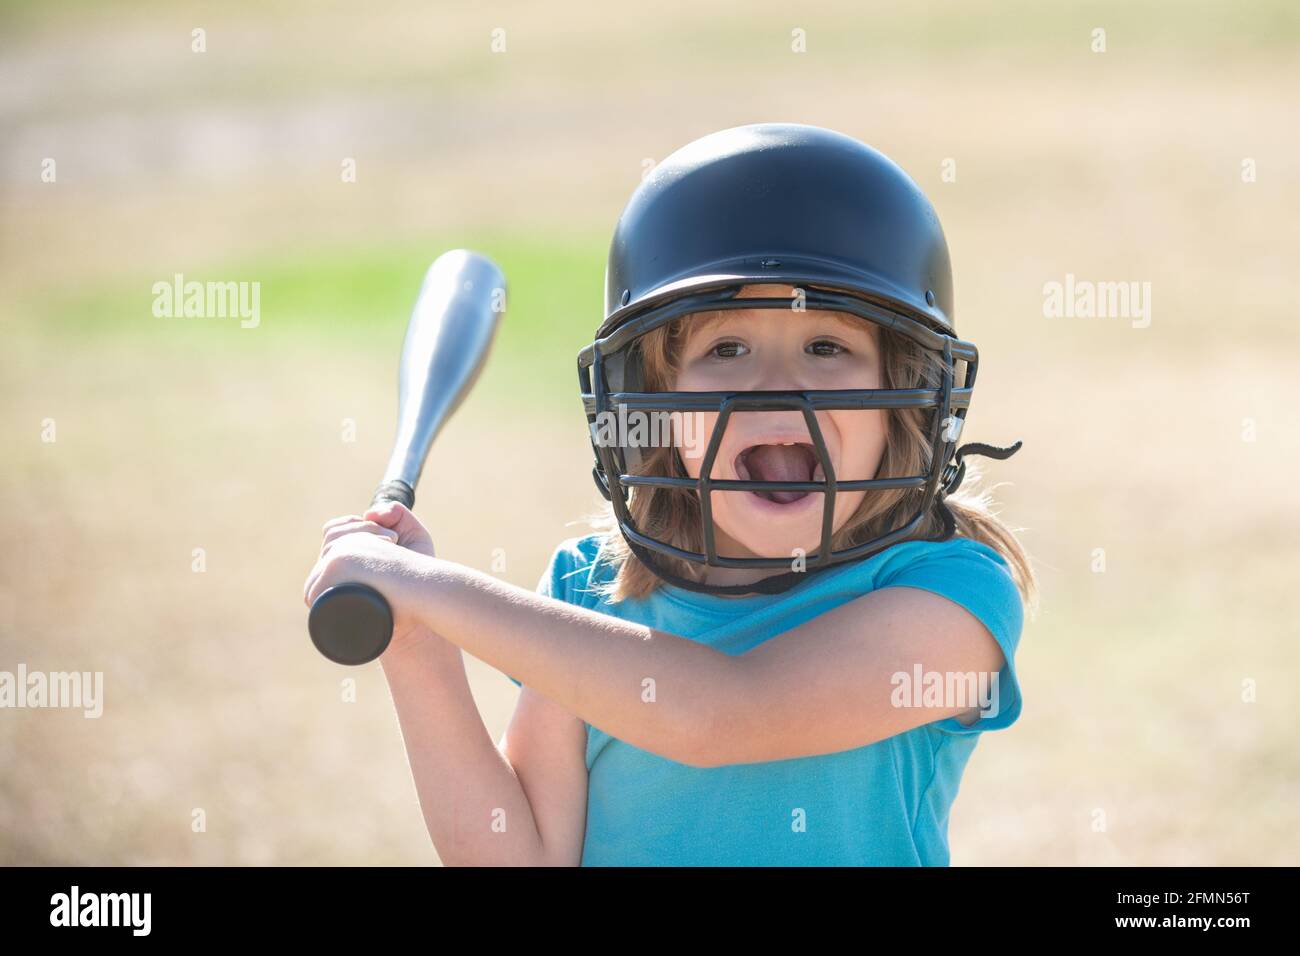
747, 357, 811, 393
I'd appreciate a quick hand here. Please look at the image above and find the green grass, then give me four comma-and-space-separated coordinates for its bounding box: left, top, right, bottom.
9, 232, 609, 412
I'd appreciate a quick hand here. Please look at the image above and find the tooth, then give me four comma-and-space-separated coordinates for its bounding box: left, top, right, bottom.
813, 462, 825, 482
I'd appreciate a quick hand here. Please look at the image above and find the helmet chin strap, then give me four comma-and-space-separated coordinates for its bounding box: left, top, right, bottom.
940, 439, 1024, 498
629, 438, 1025, 598
934, 439, 1025, 540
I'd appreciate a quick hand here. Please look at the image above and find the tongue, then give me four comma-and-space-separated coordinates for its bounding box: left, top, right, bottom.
746, 445, 815, 503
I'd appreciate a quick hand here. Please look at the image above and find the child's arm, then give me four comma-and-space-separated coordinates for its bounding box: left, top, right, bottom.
310, 506, 587, 866
380, 632, 588, 866
395, 567, 1005, 767
306, 505, 728, 767
307, 504, 1008, 768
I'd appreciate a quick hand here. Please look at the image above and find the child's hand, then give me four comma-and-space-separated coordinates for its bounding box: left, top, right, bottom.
304, 502, 439, 657
357, 500, 436, 557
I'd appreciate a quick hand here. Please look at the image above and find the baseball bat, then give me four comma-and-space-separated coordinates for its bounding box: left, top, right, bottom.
308, 249, 507, 665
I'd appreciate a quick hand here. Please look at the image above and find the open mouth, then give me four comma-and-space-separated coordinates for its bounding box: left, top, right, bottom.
734, 442, 826, 504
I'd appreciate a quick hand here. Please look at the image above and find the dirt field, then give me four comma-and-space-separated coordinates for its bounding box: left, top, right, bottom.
1, 1, 1297, 864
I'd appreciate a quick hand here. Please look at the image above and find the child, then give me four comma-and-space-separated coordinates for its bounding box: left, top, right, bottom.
305, 123, 1036, 866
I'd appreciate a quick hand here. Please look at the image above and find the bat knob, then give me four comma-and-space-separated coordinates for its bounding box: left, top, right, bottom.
308, 583, 394, 665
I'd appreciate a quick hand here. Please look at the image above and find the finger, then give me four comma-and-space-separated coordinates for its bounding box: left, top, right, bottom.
303, 559, 326, 607
318, 528, 393, 566
366, 502, 430, 546
305, 565, 328, 606
364, 500, 409, 529
321, 514, 364, 535
320, 520, 398, 553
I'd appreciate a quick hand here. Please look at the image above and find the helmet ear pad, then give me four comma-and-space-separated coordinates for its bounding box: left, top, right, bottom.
598, 341, 642, 481
610, 341, 644, 393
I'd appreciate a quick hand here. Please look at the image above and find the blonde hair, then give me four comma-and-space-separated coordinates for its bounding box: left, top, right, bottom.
584, 294, 1038, 611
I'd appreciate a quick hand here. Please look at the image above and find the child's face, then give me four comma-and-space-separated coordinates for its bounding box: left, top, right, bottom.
670, 283, 888, 570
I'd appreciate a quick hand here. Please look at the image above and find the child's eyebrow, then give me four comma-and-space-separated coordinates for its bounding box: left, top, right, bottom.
681, 310, 731, 334
683, 308, 874, 335
810, 310, 873, 333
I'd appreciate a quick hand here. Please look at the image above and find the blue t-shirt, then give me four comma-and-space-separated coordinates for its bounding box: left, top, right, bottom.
507, 532, 1025, 866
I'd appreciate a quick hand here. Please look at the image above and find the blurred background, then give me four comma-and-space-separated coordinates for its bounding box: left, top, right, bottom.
1, 0, 1297, 864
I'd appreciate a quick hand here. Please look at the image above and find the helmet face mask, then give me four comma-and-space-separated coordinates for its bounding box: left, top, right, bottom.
579, 124, 1016, 596
581, 282, 977, 594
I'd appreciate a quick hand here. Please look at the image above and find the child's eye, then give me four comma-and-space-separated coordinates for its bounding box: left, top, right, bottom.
710, 341, 748, 359
807, 339, 847, 357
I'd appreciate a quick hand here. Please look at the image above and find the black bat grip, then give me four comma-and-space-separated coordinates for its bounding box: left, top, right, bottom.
308, 480, 415, 665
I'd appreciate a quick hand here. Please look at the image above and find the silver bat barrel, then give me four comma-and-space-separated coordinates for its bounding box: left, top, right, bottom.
379, 251, 507, 504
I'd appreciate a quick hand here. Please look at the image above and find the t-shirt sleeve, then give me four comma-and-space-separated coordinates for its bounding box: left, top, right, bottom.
879, 539, 1026, 736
